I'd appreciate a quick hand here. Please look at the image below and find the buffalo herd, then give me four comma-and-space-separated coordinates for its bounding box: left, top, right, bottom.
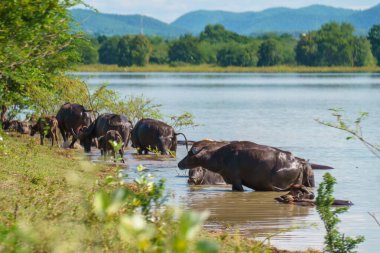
2, 102, 334, 193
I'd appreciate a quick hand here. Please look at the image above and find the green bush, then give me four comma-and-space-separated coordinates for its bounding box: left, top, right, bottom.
316, 173, 364, 253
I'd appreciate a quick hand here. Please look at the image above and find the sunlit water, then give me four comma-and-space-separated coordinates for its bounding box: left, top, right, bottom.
72, 72, 380, 252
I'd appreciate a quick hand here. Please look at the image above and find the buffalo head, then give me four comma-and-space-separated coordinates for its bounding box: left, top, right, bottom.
71, 124, 95, 152
30, 124, 38, 136
178, 140, 228, 170
188, 167, 206, 185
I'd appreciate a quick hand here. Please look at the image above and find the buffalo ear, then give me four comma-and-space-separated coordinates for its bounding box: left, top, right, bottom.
191, 147, 199, 155
191, 147, 203, 155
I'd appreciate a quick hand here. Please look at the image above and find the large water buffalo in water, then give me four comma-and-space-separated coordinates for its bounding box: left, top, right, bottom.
178, 140, 315, 191
56, 103, 93, 148
73, 113, 132, 153
131, 118, 188, 155
30, 116, 59, 146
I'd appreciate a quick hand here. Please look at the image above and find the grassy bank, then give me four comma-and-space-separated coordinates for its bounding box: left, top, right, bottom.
73, 64, 380, 73
0, 132, 320, 252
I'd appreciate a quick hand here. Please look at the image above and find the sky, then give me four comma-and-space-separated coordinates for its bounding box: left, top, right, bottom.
81, 0, 380, 23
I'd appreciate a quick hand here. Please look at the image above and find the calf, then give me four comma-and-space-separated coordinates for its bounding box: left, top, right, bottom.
188, 167, 226, 185
3, 120, 31, 134
98, 130, 125, 163
30, 116, 59, 146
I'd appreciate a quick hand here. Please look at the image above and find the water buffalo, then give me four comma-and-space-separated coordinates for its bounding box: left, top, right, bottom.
3, 120, 31, 134
73, 113, 132, 153
98, 130, 125, 163
131, 118, 188, 155
188, 167, 226, 185
178, 140, 315, 192
30, 116, 59, 146
1, 105, 7, 124
56, 103, 93, 148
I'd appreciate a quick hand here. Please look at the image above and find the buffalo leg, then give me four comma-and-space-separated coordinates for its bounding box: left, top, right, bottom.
69, 137, 77, 148
157, 141, 168, 155
53, 130, 59, 147
50, 131, 54, 146
40, 135, 44, 145
119, 149, 125, 163
232, 183, 244, 192
59, 126, 67, 142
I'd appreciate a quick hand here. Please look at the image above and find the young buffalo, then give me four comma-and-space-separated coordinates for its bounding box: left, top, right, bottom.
98, 130, 125, 163
30, 116, 59, 146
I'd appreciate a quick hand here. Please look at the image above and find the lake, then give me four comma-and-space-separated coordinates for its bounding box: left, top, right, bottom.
73, 72, 380, 252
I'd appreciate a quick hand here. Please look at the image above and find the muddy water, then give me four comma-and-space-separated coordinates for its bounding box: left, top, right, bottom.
74, 72, 380, 252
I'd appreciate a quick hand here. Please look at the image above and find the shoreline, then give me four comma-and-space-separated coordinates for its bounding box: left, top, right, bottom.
72, 64, 380, 73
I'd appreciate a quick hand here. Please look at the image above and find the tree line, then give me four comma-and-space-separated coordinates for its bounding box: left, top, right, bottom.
78, 23, 380, 67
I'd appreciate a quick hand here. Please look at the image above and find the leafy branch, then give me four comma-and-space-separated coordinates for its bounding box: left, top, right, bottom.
315, 108, 380, 158
316, 173, 364, 253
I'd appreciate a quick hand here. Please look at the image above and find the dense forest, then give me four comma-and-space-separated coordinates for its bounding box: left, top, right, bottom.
77, 23, 380, 67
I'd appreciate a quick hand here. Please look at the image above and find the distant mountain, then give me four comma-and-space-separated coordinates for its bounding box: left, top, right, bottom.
70, 9, 187, 37
71, 4, 380, 37
172, 5, 359, 35
348, 4, 380, 33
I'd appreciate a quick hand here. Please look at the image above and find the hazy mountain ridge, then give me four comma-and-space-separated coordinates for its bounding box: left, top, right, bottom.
71, 4, 380, 37
70, 9, 188, 37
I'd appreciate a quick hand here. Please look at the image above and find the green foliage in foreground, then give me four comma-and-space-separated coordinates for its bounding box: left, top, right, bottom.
316, 173, 364, 253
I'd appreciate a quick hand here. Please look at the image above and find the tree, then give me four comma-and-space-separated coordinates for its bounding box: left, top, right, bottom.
149, 37, 169, 64
129, 35, 152, 66
216, 44, 257, 67
168, 35, 202, 64
257, 39, 283, 66
296, 33, 318, 66
117, 36, 133, 66
0, 0, 85, 115
314, 23, 355, 66
368, 25, 380, 66
74, 35, 99, 64
200, 24, 249, 44
98, 36, 120, 64
352, 37, 376, 67
117, 35, 152, 67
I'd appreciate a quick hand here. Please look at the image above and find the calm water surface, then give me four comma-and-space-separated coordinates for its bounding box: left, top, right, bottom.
74, 72, 380, 252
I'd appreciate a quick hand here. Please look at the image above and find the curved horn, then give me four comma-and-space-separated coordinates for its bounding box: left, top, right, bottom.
71, 128, 79, 139
309, 163, 334, 170
175, 132, 188, 151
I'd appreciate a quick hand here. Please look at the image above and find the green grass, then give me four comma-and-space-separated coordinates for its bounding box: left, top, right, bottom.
0, 132, 320, 252
73, 64, 380, 73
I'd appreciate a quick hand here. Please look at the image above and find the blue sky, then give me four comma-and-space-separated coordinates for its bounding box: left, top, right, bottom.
81, 0, 380, 22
